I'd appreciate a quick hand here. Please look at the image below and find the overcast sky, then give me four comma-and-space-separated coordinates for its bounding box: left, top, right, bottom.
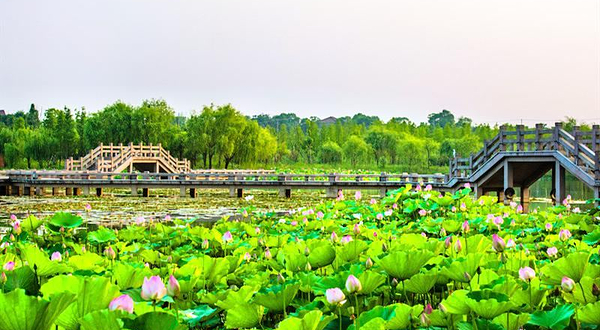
1, 0, 599, 125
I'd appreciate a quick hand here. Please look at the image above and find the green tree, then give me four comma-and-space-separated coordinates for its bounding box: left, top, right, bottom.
342, 136, 369, 167
319, 141, 342, 164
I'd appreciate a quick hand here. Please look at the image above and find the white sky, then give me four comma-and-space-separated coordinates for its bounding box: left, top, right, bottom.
1, 0, 599, 125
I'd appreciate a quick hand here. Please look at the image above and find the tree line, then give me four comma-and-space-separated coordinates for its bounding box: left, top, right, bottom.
2, 100, 579, 173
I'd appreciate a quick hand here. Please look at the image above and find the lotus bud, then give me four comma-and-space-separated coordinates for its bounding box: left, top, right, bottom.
243, 252, 251, 261
264, 248, 272, 260
325, 288, 346, 306
13, 221, 21, 235
392, 203, 398, 209
561, 277, 575, 292
105, 246, 116, 260
370, 198, 376, 205
547, 246, 558, 258
305, 262, 312, 271
424, 303, 433, 314
331, 232, 338, 242
461, 221, 470, 233
391, 278, 399, 287
559, 229, 571, 242
454, 239, 462, 253
592, 284, 600, 297
438, 303, 447, 313
376, 213, 384, 220
420, 313, 431, 326
109, 294, 134, 313
276, 273, 285, 283
444, 236, 452, 249
202, 239, 209, 249
418, 209, 427, 217
60, 227, 65, 234
373, 231, 378, 238
141, 276, 167, 301
10, 234, 15, 241
254, 227, 260, 235
304, 247, 310, 256
317, 211, 324, 219
164, 214, 171, 222
167, 255, 173, 263
167, 275, 180, 297
451, 206, 457, 212
51, 251, 62, 262
353, 223, 361, 235
492, 234, 506, 253
518, 267, 536, 281
421, 232, 427, 238
440, 228, 447, 237
345, 275, 362, 294
144, 262, 150, 268
463, 272, 471, 282
10, 214, 17, 222
3, 261, 15, 271
222, 231, 233, 243
365, 257, 373, 269
545, 223, 552, 232
506, 239, 516, 249
355, 191, 362, 200
0, 272, 6, 283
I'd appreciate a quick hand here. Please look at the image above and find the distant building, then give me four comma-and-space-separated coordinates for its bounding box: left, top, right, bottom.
0, 110, 6, 116
320, 116, 337, 125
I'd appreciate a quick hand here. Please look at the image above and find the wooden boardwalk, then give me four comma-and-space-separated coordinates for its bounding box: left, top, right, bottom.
1, 123, 599, 208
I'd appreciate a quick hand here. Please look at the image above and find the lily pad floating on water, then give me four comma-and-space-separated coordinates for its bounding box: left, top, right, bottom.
47, 212, 83, 232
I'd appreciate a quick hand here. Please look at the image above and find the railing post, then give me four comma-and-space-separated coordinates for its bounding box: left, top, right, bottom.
553, 122, 563, 150
535, 123, 543, 150
499, 125, 506, 151
592, 124, 600, 180
516, 125, 524, 151
483, 140, 489, 160
573, 126, 580, 165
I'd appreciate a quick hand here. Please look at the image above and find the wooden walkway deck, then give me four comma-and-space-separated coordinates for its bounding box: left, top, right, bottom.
1, 123, 599, 207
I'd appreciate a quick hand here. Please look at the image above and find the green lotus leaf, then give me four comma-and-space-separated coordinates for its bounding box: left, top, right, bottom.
379, 250, 434, 280
180, 305, 219, 328
307, 242, 336, 269
442, 290, 471, 315
56, 276, 121, 330
127, 312, 186, 330
527, 304, 574, 330
465, 290, 514, 319
254, 283, 300, 313
562, 276, 598, 304
578, 300, 600, 325
224, 302, 264, 329
41, 275, 82, 297
385, 304, 423, 330
3, 266, 40, 295
583, 229, 600, 245
511, 285, 548, 308
0, 289, 76, 330
87, 227, 118, 244
112, 263, 153, 290
277, 245, 308, 272
404, 273, 438, 294
21, 215, 44, 232
457, 319, 505, 330
79, 309, 123, 330
357, 271, 386, 295
277, 310, 336, 330
360, 317, 386, 330
492, 313, 530, 330
441, 253, 483, 283
20, 244, 72, 277
68, 253, 105, 272
48, 212, 83, 231
541, 252, 590, 285
337, 240, 369, 262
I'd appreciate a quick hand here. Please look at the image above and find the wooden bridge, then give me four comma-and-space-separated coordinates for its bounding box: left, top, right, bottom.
1, 123, 599, 210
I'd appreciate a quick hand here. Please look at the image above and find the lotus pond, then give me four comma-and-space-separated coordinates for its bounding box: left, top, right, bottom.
2, 186, 600, 330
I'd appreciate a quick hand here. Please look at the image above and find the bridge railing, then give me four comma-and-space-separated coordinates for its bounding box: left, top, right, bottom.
450, 123, 600, 180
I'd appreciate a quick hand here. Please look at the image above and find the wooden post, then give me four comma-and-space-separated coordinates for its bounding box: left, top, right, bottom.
553, 122, 563, 150
553, 161, 565, 205
131, 187, 139, 197
516, 125, 524, 151
142, 188, 149, 197
499, 125, 506, 151
503, 160, 513, 205
236, 188, 244, 198
180, 187, 186, 197
573, 126, 580, 165
96, 188, 103, 197
535, 123, 544, 150
190, 188, 197, 198
593, 125, 600, 180
520, 185, 530, 213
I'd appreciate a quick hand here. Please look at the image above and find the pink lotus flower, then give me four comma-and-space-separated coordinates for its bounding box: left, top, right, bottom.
370, 198, 376, 205
506, 239, 516, 248
444, 236, 452, 249
493, 216, 503, 227
451, 206, 457, 213
547, 246, 558, 257
316, 211, 324, 219
392, 203, 398, 209
84, 204, 92, 212
51, 252, 62, 262
13, 221, 21, 235
325, 288, 346, 305
105, 246, 116, 260
164, 214, 171, 221
135, 216, 146, 225
464, 183, 471, 189
454, 239, 462, 253
516, 205, 523, 213
222, 231, 233, 243
291, 221, 298, 226
425, 184, 432, 192
418, 209, 427, 217
461, 221, 470, 233
3, 261, 15, 271
545, 223, 552, 231
424, 303, 433, 314
561, 277, 575, 292
341, 235, 353, 244
109, 294, 134, 313
354, 191, 362, 200
10, 214, 17, 222
384, 209, 393, 217
421, 232, 427, 238
330, 232, 338, 242
376, 213, 384, 220
0, 272, 6, 283
559, 229, 571, 241
440, 228, 447, 236
264, 248, 272, 259
167, 275, 180, 297
202, 239, 209, 249
365, 257, 373, 268
243, 209, 249, 217
492, 234, 505, 253
519, 267, 536, 281
141, 276, 167, 301
345, 275, 362, 293
243, 252, 251, 261
353, 223, 361, 235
